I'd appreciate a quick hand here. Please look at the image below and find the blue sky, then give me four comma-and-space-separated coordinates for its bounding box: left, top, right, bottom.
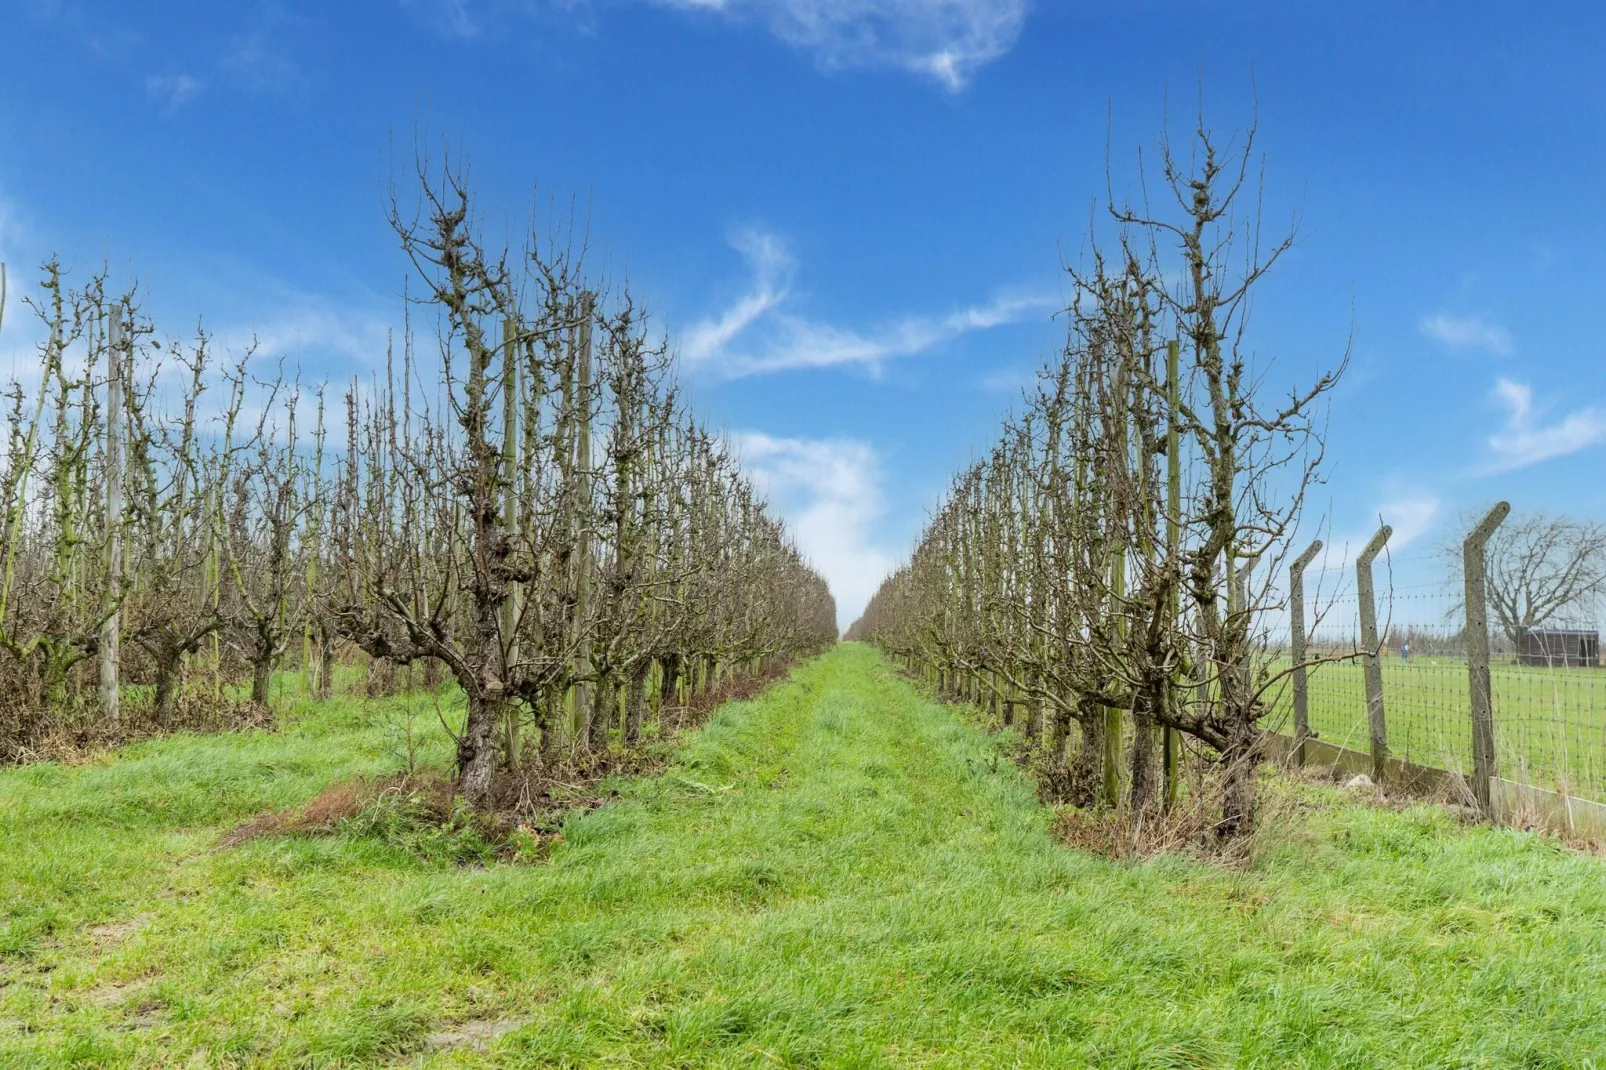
3, 0, 1605, 628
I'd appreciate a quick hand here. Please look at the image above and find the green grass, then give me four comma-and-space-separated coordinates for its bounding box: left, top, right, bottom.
5, 644, 1606, 1066
1266, 656, 1606, 799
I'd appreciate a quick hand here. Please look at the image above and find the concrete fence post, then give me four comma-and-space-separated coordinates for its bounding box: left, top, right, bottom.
1356, 524, 1393, 782
1465, 502, 1511, 814
1289, 539, 1324, 765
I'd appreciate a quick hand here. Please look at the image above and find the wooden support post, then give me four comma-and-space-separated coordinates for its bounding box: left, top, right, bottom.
1105, 351, 1129, 811
1236, 553, 1258, 699
1355, 523, 1393, 782
100, 305, 125, 726
573, 292, 595, 747
1162, 339, 1182, 808
501, 316, 521, 766
1289, 539, 1323, 765
1464, 502, 1510, 814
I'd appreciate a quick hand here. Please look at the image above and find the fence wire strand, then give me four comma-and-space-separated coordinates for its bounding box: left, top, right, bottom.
1268, 584, 1606, 801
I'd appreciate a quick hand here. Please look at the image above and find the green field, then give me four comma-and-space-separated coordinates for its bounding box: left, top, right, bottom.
1265, 656, 1606, 798
5, 644, 1606, 1066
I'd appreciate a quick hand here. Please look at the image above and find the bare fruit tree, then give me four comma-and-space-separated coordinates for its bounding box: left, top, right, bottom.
0, 168, 834, 785
328, 156, 834, 808
849, 110, 1345, 837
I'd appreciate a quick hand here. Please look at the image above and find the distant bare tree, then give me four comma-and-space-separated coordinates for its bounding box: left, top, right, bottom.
1443, 511, 1606, 646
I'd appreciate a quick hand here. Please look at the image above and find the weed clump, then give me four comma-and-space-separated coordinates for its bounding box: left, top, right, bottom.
222, 772, 514, 864
1, 668, 274, 767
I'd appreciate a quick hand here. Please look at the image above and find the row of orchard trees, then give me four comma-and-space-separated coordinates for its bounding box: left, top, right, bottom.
0, 163, 837, 806
848, 121, 1343, 835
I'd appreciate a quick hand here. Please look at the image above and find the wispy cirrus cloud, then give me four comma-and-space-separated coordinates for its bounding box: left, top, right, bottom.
978, 366, 1032, 394
0, 190, 21, 271
0, 191, 35, 369
210, 301, 396, 373
730, 430, 897, 630
1419, 312, 1513, 355
404, 0, 1026, 90
1486, 378, 1606, 472
1376, 494, 1444, 552
401, 0, 481, 37
1304, 494, 1445, 591
145, 74, 203, 113
224, 4, 304, 92
682, 227, 1055, 379
649, 0, 1027, 90
682, 228, 794, 363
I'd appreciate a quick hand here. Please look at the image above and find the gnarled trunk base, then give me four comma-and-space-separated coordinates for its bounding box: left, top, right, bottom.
458, 689, 505, 809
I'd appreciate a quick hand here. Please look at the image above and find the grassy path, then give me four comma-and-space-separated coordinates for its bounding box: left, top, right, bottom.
5, 644, 1606, 1066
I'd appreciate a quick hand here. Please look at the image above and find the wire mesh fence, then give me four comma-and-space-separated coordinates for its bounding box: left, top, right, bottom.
1264, 547, 1606, 806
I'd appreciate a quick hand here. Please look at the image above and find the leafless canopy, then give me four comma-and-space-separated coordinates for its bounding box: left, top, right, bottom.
0, 165, 837, 801
849, 111, 1345, 836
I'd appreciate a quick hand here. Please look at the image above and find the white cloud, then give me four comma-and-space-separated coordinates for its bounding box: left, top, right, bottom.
0, 194, 35, 372
144, 74, 203, 113
1486, 378, 1606, 472
211, 302, 396, 373
1308, 494, 1442, 576
1419, 312, 1513, 356
979, 366, 1030, 394
1376, 495, 1441, 550
682, 227, 1055, 378
682, 228, 794, 363
401, 0, 481, 37
649, 0, 1027, 90
415, 0, 1026, 90
731, 430, 898, 631
224, 6, 302, 92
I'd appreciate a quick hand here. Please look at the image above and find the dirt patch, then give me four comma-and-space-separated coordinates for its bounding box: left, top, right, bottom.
422, 1017, 528, 1052
82, 976, 154, 1007
87, 916, 149, 949
122, 1004, 166, 1030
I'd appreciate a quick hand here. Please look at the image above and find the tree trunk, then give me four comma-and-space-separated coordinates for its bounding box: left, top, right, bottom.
538, 685, 563, 765
1218, 720, 1260, 838
1102, 703, 1122, 809
458, 689, 503, 809
1048, 701, 1075, 765
153, 648, 182, 723
658, 654, 680, 711
316, 632, 335, 700
1071, 698, 1103, 807
1129, 707, 1157, 812
588, 674, 615, 751
367, 657, 397, 698
251, 653, 274, 706
624, 665, 648, 745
